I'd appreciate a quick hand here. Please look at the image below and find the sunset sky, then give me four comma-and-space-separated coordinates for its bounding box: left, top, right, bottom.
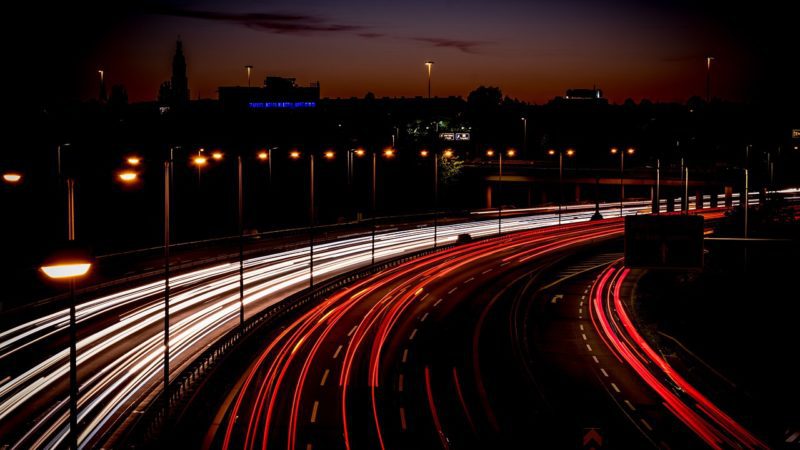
15, 0, 795, 105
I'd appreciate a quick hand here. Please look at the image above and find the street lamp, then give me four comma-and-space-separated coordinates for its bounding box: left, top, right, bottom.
425, 61, 434, 99
610, 147, 634, 217
245, 65, 253, 87
521, 117, 527, 155
489, 148, 516, 235
126, 156, 141, 166
211, 150, 224, 161
117, 170, 138, 183
548, 148, 576, 225
41, 179, 93, 450
420, 148, 452, 248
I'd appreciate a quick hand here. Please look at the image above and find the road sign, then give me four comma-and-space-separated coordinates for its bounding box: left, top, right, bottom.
625, 215, 704, 269
582, 428, 603, 449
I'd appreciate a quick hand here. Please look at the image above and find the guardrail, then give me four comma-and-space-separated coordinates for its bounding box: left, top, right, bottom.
117, 240, 459, 448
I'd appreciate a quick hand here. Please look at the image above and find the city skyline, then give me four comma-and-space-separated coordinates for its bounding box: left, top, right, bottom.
19, 0, 796, 106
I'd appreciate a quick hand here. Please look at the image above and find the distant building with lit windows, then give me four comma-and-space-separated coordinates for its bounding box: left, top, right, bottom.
219, 77, 320, 112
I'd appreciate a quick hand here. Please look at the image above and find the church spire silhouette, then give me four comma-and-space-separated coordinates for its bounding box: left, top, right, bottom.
171, 38, 189, 104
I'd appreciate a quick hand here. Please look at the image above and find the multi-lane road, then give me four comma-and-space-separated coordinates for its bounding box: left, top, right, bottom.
1, 188, 785, 449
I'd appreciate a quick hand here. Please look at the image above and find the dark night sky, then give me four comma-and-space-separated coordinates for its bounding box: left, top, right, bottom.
8, 1, 798, 106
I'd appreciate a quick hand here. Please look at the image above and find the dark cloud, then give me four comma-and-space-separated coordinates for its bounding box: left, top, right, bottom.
152, 6, 363, 35
412, 37, 488, 54
357, 32, 385, 39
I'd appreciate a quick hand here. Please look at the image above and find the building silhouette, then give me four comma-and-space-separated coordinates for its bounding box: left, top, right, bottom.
158, 38, 190, 107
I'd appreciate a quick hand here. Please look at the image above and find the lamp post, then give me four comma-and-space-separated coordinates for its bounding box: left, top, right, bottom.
521, 117, 527, 156
655, 158, 661, 214
489, 148, 515, 235
425, 61, 434, 99
610, 147, 634, 217
245, 65, 253, 87
3, 172, 22, 184
548, 148, 575, 225
420, 148, 452, 248
40, 176, 92, 450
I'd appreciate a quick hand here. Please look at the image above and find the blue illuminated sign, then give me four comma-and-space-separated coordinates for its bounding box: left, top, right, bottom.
248, 101, 316, 109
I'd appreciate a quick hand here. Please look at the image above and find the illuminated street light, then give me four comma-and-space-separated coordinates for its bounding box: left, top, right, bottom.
245, 65, 253, 87
3, 172, 22, 184
40, 241, 92, 450
354, 148, 366, 157
507, 149, 516, 158
548, 148, 576, 225
425, 60, 434, 99
212, 150, 224, 161
419, 149, 430, 157
611, 146, 635, 217
486, 149, 495, 157
289, 150, 302, 159
126, 156, 141, 166
193, 155, 208, 166
324, 150, 335, 160
383, 148, 395, 158
117, 171, 138, 183
258, 150, 269, 161
443, 149, 454, 158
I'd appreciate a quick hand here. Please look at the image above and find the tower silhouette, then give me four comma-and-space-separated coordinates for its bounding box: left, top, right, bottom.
171, 38, 189, 104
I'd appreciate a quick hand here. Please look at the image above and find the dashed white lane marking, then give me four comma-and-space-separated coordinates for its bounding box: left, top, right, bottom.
581, 295, 586, 300
448, 287, 458, 294
500, 262, 510, 267
600, 368, 609, 378
579, 301, 583, 307
482, 269, 493, 275
399, 407, 407, 430
640, 418, 653, 431
420, 293, 430, 302
421, 312, 429, 322
409, 329, 418, 340
402, 348, 409, 363
586, 344, 593, 352
592, 356, 600, 364
584, 288, 589, 293
582, 333, 588, 341
398, 374, 404, 392
433, 298, 444, 307
611, 383, 621, 393
463, 277, 474, 284
624, 400, 636, 411
347, 325, 358, 337
579, 324, 584, 331
332, 345, 343, 359
578, 308, 583, 315
786, 431, 800, 443
320, 369, 330, 386
310, 400, 320, 423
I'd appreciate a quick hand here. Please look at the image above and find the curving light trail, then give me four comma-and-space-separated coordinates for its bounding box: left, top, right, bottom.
589, 262, 769, 449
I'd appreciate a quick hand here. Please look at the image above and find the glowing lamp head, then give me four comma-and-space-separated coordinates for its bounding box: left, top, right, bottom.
627, 147, 635, 155
324, 150, 335, 160
126, 156, 141, 166
419, 150, 429, 157
40, 243, 93, 280
566, 149, 575, 157
443, 149, 454, 158
258, 151, 269, 161
3, 172, 22, 184
117, 171, 138, 183
547, 149, 556, 156
354, 148, 366, 157
383, 148, 395, 158
41, 263, 92, 279
507, 149, 516, 157
289, 150, 301, 159
610, 147, 619, 155
211, 151, 224, 161
193, 155, 208, 166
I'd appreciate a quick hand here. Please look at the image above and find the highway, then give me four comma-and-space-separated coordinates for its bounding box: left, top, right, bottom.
0, 188, 779, 449
212, 219, 627, 450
